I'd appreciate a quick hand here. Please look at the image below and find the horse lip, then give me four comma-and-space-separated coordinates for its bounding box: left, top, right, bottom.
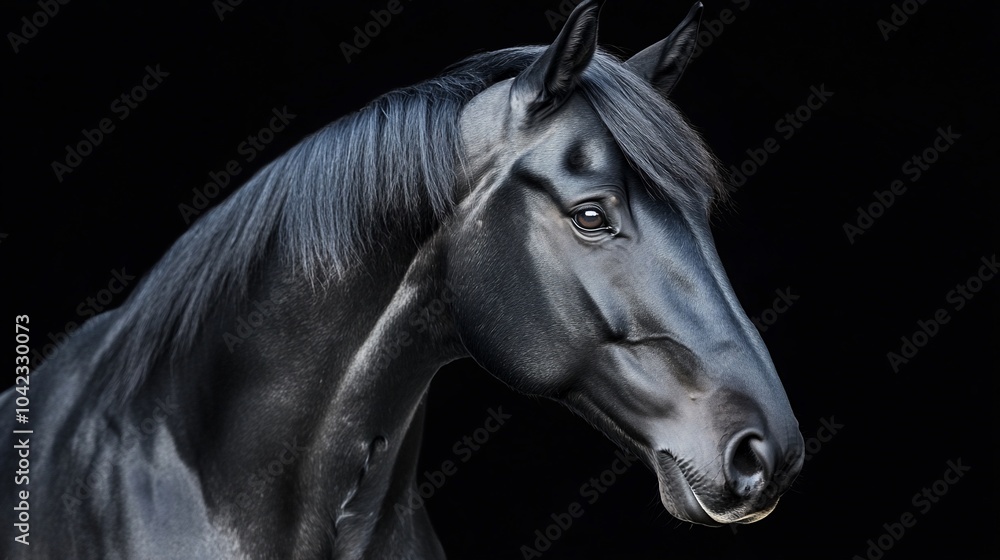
655, 451, 721, 527
562, 394, 718, 526
656, 451, 779, 526
566, 391, 777, 526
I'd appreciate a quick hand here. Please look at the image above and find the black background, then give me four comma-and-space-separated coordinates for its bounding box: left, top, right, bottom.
3, 1, 998, 558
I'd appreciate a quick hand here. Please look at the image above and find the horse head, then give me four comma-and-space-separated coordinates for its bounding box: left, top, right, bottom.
444, 1, 804, 525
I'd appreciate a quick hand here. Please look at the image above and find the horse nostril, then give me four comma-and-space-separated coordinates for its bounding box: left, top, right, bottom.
731, 437, 760, 474
724, 430, 773, 498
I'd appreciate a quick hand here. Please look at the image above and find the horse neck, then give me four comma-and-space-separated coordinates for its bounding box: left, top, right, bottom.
150, 236, 464, 554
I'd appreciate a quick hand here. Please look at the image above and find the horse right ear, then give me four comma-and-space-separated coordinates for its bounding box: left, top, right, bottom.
510, 0, 600, 125
625, 2, 703, 96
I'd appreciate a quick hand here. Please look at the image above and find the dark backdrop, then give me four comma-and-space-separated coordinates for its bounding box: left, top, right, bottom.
3, 1, 997, 558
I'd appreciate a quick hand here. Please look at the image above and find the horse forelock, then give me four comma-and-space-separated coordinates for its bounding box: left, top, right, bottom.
578, 52, 728, 214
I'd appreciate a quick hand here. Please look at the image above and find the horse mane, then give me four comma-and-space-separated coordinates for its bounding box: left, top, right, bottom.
90, 46, 725, 408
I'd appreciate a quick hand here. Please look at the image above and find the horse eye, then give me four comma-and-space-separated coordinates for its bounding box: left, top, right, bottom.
573, 207, 607, 231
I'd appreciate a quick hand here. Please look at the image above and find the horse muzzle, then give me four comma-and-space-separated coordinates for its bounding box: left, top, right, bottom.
653, 426, 805, 526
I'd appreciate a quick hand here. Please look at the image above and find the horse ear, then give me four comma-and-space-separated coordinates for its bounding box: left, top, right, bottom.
511, 0, 600, 124
625, 2, 703, 96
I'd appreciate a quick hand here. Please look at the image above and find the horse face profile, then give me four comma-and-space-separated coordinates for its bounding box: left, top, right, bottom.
445, 1, 803, 524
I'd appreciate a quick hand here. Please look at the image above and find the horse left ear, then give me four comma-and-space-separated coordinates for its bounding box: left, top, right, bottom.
625, 2, 703, 96
511, 0, 600, 125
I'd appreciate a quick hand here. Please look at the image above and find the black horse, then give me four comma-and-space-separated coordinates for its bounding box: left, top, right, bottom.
1, 2, 804, 557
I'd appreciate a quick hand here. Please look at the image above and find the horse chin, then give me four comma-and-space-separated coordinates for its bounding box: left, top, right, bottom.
653, 452, 720, 526
654, 452, 779, 527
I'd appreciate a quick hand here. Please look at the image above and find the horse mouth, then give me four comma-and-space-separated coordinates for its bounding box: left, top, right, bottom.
564, 393, 781, 526
655, 451, 778, 526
